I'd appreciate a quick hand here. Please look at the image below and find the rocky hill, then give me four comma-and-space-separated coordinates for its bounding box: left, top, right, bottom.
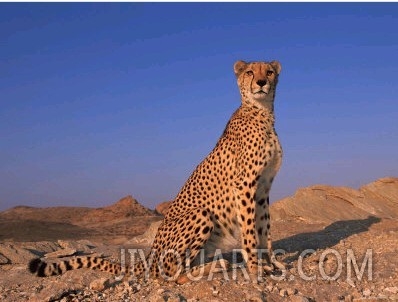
0, 195, 155, 224
271, 177, 398, 223
0, 177, 397, 301
0, 195, 160, 242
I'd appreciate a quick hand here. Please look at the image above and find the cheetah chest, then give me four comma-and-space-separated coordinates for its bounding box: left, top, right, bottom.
208, 130, 282, 252
256, 131, 282, 197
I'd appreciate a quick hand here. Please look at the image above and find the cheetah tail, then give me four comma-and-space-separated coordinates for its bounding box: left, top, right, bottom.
28, 256, 124, 277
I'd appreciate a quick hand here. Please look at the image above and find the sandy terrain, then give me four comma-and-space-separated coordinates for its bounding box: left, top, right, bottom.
0, 177, 397, 301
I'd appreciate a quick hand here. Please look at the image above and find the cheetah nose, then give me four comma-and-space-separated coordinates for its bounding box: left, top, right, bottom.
256, 79, 267, 87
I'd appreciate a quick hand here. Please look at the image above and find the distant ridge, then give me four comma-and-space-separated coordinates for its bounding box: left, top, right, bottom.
0, 204, 92, 224
270, 177, 398, 223
0, 196, 161, 241
81, 195, 156, 225
0, 195, 156, 225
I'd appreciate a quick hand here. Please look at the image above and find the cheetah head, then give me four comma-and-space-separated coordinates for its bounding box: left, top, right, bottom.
234, 60, 281, 109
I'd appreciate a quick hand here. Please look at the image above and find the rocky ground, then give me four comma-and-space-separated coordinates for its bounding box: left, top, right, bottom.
0, 177, 397, 301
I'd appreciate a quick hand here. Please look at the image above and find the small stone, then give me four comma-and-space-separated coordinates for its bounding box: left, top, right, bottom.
384, 287, 398, 294
89, 278, 110, 291
57, 239, 93, 252
362, 288, 371, 297
344, 295, 353, 302
245, 290, 266, 302
279, 289, 287, 297
286, 288, 297, 296
0, 254, 9, 264
290, 296, 310, 302
44, 248, 76, 258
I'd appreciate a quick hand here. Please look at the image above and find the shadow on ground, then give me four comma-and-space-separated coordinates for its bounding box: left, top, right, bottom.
273, 215, 381, 262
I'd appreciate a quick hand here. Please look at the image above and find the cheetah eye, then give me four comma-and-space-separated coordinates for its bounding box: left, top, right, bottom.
245, 70, 254, 76
266, 70, 274, 76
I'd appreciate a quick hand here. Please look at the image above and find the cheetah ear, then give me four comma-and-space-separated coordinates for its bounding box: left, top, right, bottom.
270, 61, 282, 75
234, 60, 247, 77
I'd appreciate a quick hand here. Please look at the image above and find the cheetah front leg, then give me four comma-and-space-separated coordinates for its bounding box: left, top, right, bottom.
255, 191, 285, 273
235, 186, 264, 278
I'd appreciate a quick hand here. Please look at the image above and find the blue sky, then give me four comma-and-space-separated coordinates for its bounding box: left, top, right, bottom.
1, 3, 397, 211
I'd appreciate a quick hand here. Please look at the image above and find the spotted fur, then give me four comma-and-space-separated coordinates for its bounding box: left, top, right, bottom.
29, 60, 284, 282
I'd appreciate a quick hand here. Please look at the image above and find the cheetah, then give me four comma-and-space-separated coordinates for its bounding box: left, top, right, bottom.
29, 60, 284, 283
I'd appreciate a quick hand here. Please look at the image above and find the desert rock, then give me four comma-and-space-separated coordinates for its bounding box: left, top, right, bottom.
0, 177, 397, 301
155, 200, 172, 216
